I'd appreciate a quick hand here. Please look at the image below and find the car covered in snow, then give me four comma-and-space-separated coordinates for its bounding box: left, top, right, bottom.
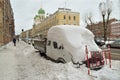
33, 25, 104, 69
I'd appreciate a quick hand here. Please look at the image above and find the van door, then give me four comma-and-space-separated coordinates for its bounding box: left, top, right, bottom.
52, 41, 61, 60
58, 44, 72, 62
62, 48, 72, 62
47, 41, 60, 60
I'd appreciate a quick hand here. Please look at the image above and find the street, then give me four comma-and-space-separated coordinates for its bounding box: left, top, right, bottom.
102, 47, 120, 60
111, 48, 120, 54
110, 48, 120, 60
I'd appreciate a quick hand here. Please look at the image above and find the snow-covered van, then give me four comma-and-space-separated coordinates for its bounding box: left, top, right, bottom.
33, 25, 104, 69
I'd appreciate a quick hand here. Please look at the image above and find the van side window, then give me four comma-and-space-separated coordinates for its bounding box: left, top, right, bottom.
53, 41, 58, 49
47, 40, 51, 46
62, 44, 64, 49
59, 46, 62, 49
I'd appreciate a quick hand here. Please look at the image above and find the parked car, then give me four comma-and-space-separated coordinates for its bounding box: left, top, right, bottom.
106, 39, 120, 48
94, 38, 105, 46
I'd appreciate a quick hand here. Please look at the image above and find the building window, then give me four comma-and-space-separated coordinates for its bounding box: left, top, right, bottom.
42, 16, 44, 19
64, 15, 66, 19
69, 16, 71, 20
73, 16, 76, 20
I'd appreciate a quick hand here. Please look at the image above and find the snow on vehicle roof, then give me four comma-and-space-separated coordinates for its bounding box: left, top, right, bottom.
47, 25, 101, 62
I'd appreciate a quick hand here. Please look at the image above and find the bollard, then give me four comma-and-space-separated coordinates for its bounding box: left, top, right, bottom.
102, 51, 105, 65
85, 46, 90, 75
109, 52, 111, 68
104, 51, 107, 65
98, 52, 101, 66
108, 46, 111, 68
90, 52, 93, 68
94, 52, 97, 67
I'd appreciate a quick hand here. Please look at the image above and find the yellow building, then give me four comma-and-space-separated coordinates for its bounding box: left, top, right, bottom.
0, 0, 15, 46
20, 29, 32, 39
33, 8, 80, 38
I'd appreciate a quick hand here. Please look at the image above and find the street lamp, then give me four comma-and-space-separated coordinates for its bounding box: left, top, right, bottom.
106, 1, 112, 40
99, 0, 112, 42
99, 2, 107, 41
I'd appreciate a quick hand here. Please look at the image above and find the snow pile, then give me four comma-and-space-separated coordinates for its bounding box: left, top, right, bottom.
29, 48, 120, 80
0, 40, 120, 80
4, 40, 36, 56
47, 25, 101, 63
91, 60, 120, 80
29, 52, 93, 80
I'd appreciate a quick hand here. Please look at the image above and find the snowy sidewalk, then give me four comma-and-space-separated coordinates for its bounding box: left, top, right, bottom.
0, 41, 36, 80
0, 40, 120, 80
0, 46, 18, 80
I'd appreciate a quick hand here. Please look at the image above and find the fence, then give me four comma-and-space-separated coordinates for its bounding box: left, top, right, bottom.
85, 45, 111, 75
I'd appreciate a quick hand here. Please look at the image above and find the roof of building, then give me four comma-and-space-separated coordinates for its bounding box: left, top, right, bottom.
111, 21, 120, 24
34, 15, 39, 19
38, 8, 45, 14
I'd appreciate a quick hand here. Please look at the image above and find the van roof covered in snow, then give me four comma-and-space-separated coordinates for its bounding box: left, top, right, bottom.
47, 25, 101, 62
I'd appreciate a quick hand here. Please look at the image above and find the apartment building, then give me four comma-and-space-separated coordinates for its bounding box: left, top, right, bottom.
111, 21, 120, 39
0, 0, 15, 46
86, 18, 117, 39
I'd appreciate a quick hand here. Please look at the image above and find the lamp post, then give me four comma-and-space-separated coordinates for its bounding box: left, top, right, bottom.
106, 1, 112, 40
99, 2, 106, 41
99, 0, 112, 42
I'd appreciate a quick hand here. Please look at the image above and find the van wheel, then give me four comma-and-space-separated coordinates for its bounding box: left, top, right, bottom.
39, 51, 47, 58
57, 58, 66, 63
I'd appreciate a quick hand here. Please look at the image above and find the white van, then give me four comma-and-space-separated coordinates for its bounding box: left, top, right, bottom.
46, 25, 102, 66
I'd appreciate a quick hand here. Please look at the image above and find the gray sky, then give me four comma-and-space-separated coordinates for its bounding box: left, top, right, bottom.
10, 0, 120, 34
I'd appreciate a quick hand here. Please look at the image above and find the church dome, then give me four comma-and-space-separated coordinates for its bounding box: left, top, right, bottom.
34, 15, 39, 19
38, 8, 45, 14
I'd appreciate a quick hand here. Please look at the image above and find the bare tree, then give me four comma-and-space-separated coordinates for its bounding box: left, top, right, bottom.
84, 12, 93, 32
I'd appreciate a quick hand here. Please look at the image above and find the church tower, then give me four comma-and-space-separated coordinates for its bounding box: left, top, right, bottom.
34, 8, 45, 25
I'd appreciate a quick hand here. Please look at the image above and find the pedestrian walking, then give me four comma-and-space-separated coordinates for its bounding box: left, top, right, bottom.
17, 38, 19, 42
13, 37, 16, 46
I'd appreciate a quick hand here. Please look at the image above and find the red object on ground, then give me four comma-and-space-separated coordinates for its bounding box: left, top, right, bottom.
102, 51, 105, 65
104, 51, 107, 65
90, 52, 93, 68
85, 46, 90, 75
108, 46, 111, 68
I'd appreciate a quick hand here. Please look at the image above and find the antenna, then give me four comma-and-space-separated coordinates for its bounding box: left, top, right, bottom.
64, 0, 67, 10
40, 3, 42, 8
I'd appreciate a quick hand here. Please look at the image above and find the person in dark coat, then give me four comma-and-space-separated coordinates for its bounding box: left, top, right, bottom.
13, 37, 16, 46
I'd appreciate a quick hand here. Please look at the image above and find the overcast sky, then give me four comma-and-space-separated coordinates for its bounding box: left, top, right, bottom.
10, 0, 120, 35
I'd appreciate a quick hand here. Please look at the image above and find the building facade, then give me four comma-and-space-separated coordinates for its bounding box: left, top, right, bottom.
20, 8, 80, 39
33, 8, 80, 38
111, 21, 120, 39
0, 0, 15, 46
86, 18, 117, 39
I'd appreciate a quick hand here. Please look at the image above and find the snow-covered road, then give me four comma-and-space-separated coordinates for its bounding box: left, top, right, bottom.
0, 40, 120, 80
